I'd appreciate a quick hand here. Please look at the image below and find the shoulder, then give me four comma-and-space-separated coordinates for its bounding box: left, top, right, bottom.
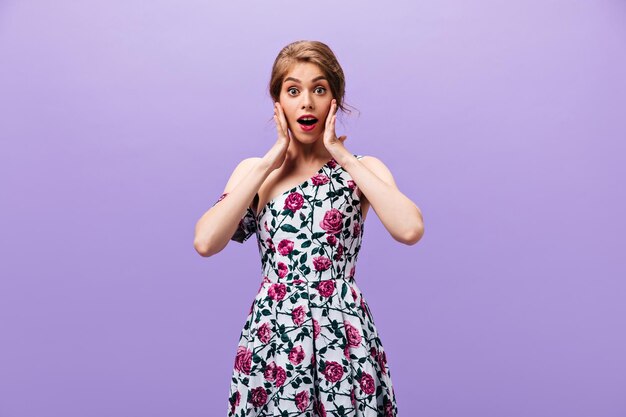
356, 155, 399, 188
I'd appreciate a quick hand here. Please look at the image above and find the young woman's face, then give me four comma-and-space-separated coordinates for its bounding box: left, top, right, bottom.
279, 62, 334, 143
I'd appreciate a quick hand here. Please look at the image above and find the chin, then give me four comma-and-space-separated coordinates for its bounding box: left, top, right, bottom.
289, 127, 320, 142
292, 132, 322, 143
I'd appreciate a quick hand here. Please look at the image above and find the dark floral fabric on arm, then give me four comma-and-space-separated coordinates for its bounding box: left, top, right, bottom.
213, 192, 257, 244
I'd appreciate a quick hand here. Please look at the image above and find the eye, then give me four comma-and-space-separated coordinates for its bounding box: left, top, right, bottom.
287, 87, 298, 96
315, 86, 327, 94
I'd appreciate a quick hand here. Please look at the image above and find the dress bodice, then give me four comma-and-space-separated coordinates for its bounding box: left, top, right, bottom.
254, 156, 365, 283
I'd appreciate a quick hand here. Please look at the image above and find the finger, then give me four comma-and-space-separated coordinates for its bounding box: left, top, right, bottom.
277, 103, 289, 132
276, 101, 285, 118
273, 103, 286, 137
325, 100, 335, 130
274, 106, 285, 132
274, 114, 287, 138
273, 115, 283, 135
279, 114, 289, 134
274, 102, 281, 119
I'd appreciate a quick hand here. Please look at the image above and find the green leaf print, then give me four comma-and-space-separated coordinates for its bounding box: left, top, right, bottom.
226, 156, 398, 417
280, 224, 299, 233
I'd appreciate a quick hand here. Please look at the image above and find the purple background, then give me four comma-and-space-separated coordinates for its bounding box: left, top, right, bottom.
1, 0, 625, 416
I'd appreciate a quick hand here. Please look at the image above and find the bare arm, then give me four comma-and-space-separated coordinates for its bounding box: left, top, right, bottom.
193, 157, 273, 257
194, 101, 301, 256
342, 154, 424, 245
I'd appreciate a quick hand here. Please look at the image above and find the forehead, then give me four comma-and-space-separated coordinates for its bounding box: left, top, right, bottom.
283, 62, 327, 84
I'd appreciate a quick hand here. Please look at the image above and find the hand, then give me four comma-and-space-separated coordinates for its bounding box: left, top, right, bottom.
323, 99, 349, 159
264, 102, 291, 172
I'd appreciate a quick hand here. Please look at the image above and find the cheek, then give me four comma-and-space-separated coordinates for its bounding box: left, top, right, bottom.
280, 105, 292, 118
279, 102, 295, 119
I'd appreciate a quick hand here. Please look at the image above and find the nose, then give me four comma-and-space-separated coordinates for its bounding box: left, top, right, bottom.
301, 91, 314, 109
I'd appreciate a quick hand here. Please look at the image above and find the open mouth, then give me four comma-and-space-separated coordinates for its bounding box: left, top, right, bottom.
297, 117, 319, 126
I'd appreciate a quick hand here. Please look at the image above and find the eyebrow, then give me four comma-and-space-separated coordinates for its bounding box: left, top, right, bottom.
284, 75, 328, 84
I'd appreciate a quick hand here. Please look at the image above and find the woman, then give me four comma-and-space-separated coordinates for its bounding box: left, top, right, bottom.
194, 40, 424, 416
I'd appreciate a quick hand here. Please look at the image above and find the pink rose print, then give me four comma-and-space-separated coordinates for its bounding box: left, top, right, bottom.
229, 390, 240, 415
314, 398, 327, 417
292, 305, 306, 326
327, 159, 337, 168
313, 318, 321, 339
312, 256, 331, 271
277, 239, 294, 256
263, 361, 286, 386
317, 279, 335, 297
226, 155, 398, 414
385, 400, 394, 417
277, 262, 288, 278
275, 366, 286, 386
288, 345, 306, 365
234, 346, 252, 374
361, 297, 370, 318
333, 243, 344, 261
311, 173, 330, 185
359, 372, 375, 395
319, 208, 343, 234
295, 391, 309, 412
314, 401, 326, 417
258, 275, 270, 293
263, 361, 277, 381
257, 322, 271, 344
370, 347, 378, 358
322, 360, 344, 382
344, 320, 362, 347
378, 350, 388, 375
268, 282, 286, 300
284, 192, 304, 212
250, 386, 268, 407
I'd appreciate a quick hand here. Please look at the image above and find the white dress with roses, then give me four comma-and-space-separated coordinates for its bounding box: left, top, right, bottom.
216, 155, 398, 417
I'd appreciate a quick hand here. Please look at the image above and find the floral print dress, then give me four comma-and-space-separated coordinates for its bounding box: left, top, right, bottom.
214, 155, 398, 417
